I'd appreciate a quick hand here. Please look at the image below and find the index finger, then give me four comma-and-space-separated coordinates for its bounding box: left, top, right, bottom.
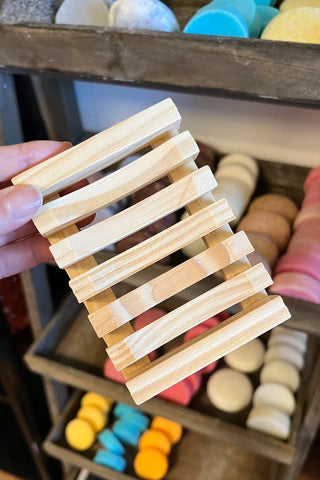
0, 141, 71, 182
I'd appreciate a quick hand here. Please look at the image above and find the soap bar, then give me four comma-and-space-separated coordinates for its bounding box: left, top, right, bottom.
134, 448, 168, 480
98, 429, 125, 455
280, 0, 320, 13
112, 419, 142, 446
224, 338, 265, 373
109, 0, 179, 32
77, 405, 107, 433
260, 360, 300, 393
184, 6, 249, 37
151, 417, 183, 445
253, 382, 296, 416
55, 0, 109, 26
248, 193, 298, 225
269, 271, 320, 304
268, 326, 308, 353
210, 0, 257, 29
246, 406, 291, 440
207, 368, 253, 412
256, 6, 279, 30
94, 449, 127, 472
264, 344, 304, 371
65, 418, 95, 451
245, 231, 279, 269
254, 0, 276, 5
81, 392, 113, 413
261, 7, 320, 43
274, 251, 320, 280
121, 411, 150, 432
139, 429, 171, 455
294, 205, 320, 229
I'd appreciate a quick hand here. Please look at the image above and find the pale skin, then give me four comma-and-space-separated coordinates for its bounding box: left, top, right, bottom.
0, 140, 71, 279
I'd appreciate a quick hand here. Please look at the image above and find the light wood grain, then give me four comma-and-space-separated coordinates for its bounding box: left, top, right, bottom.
12, 98, 181, 196
107, 263, 272, 370
126, 295, 290, 404
50, 166, 217, 268
69, 199, 235, 303
89, 231, 253, 337
33, 131, 199, 236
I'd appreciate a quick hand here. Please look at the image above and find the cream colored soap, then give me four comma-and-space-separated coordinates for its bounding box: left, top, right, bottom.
260, 360, 300, 393
280, 0, 320, 13
207, 368, 253, 413
225, 339, 265, 373
261, 7, 320, 44
253, 382, 296, 416
246, 406, 291, 440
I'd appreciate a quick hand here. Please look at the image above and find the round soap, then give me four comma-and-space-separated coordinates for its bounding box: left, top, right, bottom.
268, 326, 308, 353
184, 6, 249, 37
77, 406, 107, 433
224, 338, 265, 373
212, 0, 257, 27
302, 187, 320, 208
134, 309, 167, 331
294, 205, 320, 229
206, 368, 253, 413
65, 418, 95, 451
253, 382, 296, 416
245, 231, 279, 269
55, 0, 109, 27
93, 449, 127, 472
98, 429, 125, 455
112, 419, 142, 447
261, 7, 320, 44
287, 237, 320, 259
218, 153, 259, 182
186, 371, 203, 393
151, 417, 183, 444
274, 251, 320, 281
157, 378, 193, 406
81, 392, 113, 413
139, 429, 171, 455
237, 211, 291, 252
216, 163, 256, 191
213, 177, 253, 226
113, 402, 140, 418
134, 448, 168, 480
121, 411, 150, 433
260, 360, 300, 393
109, 0, 179, 32
304, 167, 320, 193
246, 406, 291, 440
270, 271, 320, 304
256, 6, 279, 30
280, 0, 320, 12
264, 344, 304, 371
103, 358, 126, 385
248, 193, 298, 225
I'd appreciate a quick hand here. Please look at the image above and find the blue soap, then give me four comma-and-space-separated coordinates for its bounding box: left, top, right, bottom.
184, 6, 249, 38
121, 411, 150, 432
98, 429, 125, 456
112, 420, 141, 447
249, 12, 263, 37
93, 449, 126, 472
256, 5, 279, 30
210, 0, 257, 29
113, 403, 140, 419
253, 0, 276, 5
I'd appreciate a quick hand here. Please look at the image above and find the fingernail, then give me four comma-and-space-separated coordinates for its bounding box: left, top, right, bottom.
4, 185, 42, 220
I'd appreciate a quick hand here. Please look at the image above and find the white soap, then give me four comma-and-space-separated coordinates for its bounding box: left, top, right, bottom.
109, 0, 179, 32
218, 153, 259, 182
246, 406, 291, 440
268, 327, 308, 354
180, 211, 206, 258
207, 368, 253, 413
215, 164, 256, 192
253, 383, 296, 416
213, 177, 252, 227
225, 339, 265, 373
260, 360, 300, 393
264, 344, 304, 371
56, 0, 109, 27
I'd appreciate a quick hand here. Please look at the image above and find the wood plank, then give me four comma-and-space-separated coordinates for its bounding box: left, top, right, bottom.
89, 231, 253, 337
107, 264, 272, 370
1, 25, 320, 106
69, 199, 234, 303
50, 166, 217, 268
33, 131, 199, 236
12, 98, 181, 196
126, 295, 290, 404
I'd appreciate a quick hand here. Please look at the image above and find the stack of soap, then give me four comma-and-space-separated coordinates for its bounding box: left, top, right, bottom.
270, 168, 320, 303
112, 403, 150, 448
207, 368, 253, 413
247, 326, 307, 440
237, 193, 298, 274
134, 416, 182, 480
65, 392, 112, 451
55, 0, 109, 26
94, 429, 127, 472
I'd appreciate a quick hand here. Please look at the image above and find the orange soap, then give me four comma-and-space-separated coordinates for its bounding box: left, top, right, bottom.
134, 448, 169, 480
77, 405, 107, 433
151, 417, 183, 445
65, 418, 95, 451
139, 429, 171, 455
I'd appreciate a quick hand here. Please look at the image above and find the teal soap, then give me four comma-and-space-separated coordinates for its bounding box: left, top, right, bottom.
256, 5, 279, 30
98, 429, 125, 455
254, 0, 277, 5
112, 420, 141, 447
184, 6, 249, 37
121, 411, 150, 432
113, 402, 140, 418
211, 0, 257, 28
93, 449, 126, 472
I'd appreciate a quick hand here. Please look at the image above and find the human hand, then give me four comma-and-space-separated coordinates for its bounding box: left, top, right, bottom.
0, 140, 71, 279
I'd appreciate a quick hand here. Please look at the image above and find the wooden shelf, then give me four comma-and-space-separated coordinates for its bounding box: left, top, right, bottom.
44, 391, 277, 480
0, 1, 320, 107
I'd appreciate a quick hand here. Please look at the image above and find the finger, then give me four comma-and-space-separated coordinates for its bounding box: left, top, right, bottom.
0, 141, 71, 182
0, 185, 42, 236
0, 235, 53, 279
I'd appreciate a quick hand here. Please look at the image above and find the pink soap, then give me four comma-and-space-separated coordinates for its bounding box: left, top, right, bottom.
186, 372, 202, 396
269, 272, 320, 304
184, 324, 208, 343
292, 219, 320, 243
133, 308, 167, 331
302, 188, 320, 208
294, 205, 320, 229
158, 378, 193, 406
183, 325, 218, 375
201, 316, 221, 328
274, 252, 320, 280
304, 167, 320, 193
287, 238, 320, 260
216, 311, 230, 322
103, 358, 126, 385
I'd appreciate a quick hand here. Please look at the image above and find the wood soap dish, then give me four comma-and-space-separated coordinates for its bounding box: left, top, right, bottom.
12, 99, 290, 404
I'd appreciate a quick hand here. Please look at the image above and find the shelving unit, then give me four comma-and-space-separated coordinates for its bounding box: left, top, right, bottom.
0, 2, 319, 479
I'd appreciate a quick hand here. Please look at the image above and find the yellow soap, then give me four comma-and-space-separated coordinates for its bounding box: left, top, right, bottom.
77, 406, 107, 433
65, 418, 95, 451
280, 0, 320, 13
81, 392, 113, 413
261, 7, 320, 43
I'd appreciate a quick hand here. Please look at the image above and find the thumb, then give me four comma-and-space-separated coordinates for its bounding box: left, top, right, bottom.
0, 185, 42, 236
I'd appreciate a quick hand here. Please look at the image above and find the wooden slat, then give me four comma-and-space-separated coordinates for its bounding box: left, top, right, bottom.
12, 98, 181, 196
107, 263, 272, 370
33, 131, 199, 236
69, 199, 235, 303
89, 231, 253, 337
126, 295, 291, 404
50, 166, 217, 268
